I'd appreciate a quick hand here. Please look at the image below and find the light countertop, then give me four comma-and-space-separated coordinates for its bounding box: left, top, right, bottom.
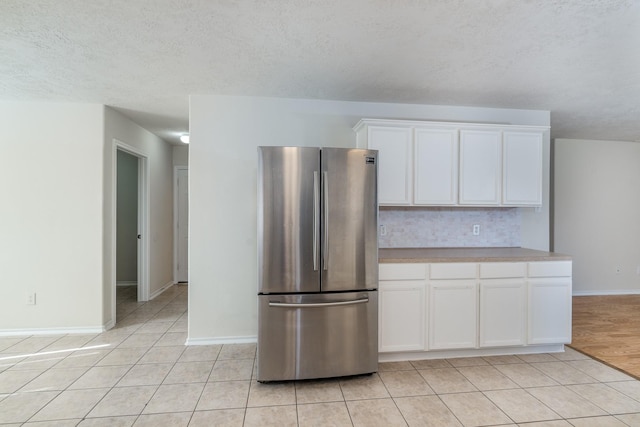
379, 247, 571, 263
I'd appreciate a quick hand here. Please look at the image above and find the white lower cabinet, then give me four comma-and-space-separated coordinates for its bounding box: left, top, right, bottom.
528, 278, 572, 344
378, 263, 427, 353
379, 281, 425, 352
378, 259, 572, 356
428, 280, 478, 349
527, 261, 572, 344
479, 279, 526, 347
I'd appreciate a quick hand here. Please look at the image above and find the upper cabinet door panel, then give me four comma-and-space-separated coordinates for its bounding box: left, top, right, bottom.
459, 130, 502, 205
503, 132, 543, 206
367, 126, 412, 205
414, 128, 458, 205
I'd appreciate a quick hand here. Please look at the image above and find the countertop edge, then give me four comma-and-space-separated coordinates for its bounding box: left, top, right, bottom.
378, 247, 572, 263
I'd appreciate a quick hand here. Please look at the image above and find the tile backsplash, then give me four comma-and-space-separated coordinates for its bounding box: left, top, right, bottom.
379, 207, 521, 248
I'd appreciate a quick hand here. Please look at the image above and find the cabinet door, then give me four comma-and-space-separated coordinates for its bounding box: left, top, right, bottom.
528, 278, 572, 344
503, 132, 543, 206
379, 281, 425, 352
459, 130, 502, 205
414, 128, 458, 205
367, 126, 412, 205
479, 279, 526, 347
428, 280, 477, 349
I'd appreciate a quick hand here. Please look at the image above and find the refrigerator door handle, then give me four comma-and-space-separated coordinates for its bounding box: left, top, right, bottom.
323, 171, 328, 270
313, 171, 319, 271
269, 298, 369, 308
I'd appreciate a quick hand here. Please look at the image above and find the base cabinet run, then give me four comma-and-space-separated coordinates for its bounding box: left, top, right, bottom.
378, 260, 572, 356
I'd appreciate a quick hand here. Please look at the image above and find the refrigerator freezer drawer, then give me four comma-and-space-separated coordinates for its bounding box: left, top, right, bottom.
257, 291, 378, 382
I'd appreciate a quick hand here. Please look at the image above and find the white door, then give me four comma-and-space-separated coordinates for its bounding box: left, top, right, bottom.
428, 280, 478, 350
502, 131, 543, 206
414, 128, 458, 205
379, 281, 425, 352
459, 129, 502, 205
528, 278, 572, 344
176, 168, 189, 282
367, 126, 413, 205
479, 279, 526, 347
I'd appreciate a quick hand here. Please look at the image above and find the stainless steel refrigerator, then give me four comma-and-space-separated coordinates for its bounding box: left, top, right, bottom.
257, 146, 378, 382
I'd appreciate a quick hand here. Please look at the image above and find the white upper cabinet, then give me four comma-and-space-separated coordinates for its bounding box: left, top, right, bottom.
459, 130, 502, 205
354, 119, 547, 207
414, 128, 458, 205
366, 126, 412, 205
502, 132, 543, 206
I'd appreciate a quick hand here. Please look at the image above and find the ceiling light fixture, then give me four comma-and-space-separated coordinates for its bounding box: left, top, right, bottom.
180, 134, 190, 144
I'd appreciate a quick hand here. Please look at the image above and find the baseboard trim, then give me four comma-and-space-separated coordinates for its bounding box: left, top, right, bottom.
573, 289, 640, 296
103, 319, 116, 331
379, 344, 566, 362
186, 336, 257, 346
149, 281, 175, 300
0, 326, 106, 337
116, 281, 137, 287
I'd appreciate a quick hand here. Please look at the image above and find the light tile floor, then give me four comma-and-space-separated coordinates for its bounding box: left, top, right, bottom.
2, 284, 640, 426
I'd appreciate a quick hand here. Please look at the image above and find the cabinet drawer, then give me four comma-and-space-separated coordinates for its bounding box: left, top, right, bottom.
379, 263, 427, 281
528, 261, 572, 277
430, 263, 477, 279
480, 262, 526, 279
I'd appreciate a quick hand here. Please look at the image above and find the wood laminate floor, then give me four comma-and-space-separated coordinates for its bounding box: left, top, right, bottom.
571, 295, 640, 379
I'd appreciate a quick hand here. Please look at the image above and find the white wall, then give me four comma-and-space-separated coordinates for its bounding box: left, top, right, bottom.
173, 145, 189, 167
521, 132, 552, 250
0, 102, 177, 332
188, 95, 550, 342
0, 102, 105, 332
103, 107, 174, 325
555, 138, 640, 294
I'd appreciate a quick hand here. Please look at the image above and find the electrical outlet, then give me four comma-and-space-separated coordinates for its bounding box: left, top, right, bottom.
27, 293, 36, 305
473, 224, 480, 236
380, 225, 387, 236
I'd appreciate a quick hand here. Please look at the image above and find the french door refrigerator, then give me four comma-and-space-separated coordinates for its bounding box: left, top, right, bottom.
257, 146, 378, 382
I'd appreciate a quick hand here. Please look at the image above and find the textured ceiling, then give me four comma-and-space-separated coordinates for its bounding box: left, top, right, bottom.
2, 0, 639, 145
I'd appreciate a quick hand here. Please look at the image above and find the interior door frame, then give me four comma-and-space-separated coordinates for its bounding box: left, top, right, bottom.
112, 139, 150, 322
173, 166, 188, 283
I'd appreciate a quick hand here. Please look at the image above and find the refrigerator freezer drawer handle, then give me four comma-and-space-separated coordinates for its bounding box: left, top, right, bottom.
269, 298, 369, 308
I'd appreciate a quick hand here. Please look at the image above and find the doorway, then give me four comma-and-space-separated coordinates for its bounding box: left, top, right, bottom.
112, 140, 150, 324
174, 166, 189, 283
116, 150, 138, 288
